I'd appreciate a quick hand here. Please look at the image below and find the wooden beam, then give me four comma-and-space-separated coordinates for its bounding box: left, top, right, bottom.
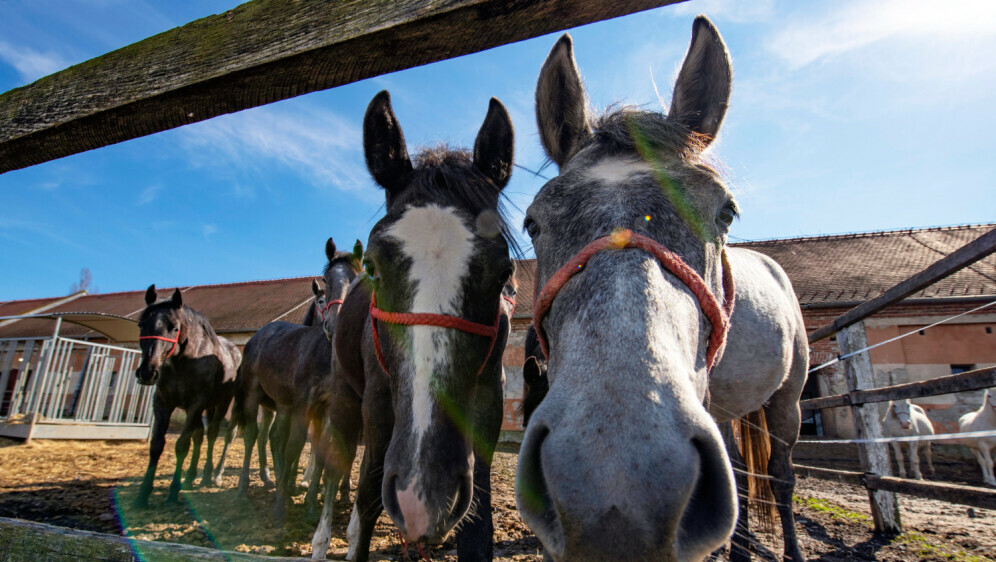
839, 322, 902, 534
0, 0, 684, 174
865, 475, 996, 511
808, 226, 996, 343
0, 517, 309, 561
795, 465, 996, 511
799, 366, 996, 411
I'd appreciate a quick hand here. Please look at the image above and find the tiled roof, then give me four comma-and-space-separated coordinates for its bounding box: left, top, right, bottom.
0, 225, 991, 339
737, 224, 995, 305
0, 276, 321, 340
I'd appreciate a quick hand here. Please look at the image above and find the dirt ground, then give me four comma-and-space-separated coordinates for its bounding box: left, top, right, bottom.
0, 434, 993, 561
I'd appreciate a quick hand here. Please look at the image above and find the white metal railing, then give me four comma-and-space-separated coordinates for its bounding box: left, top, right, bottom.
0, 336, 153, 427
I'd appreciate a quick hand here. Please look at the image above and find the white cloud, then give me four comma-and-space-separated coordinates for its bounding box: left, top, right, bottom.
176, 103, 371, 197
0, 41, 69, 83
202, 224, 218, 237
137, 184, 161, 205
668, 0, 775, 23
767, 0, 996, 69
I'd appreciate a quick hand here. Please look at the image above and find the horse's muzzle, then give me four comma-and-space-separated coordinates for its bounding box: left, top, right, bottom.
135, 367, 158, 386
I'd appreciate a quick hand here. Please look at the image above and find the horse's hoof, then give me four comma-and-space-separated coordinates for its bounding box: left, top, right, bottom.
165, 495, 179, 505
263, 480, 276, 489
212, 476, 224, 487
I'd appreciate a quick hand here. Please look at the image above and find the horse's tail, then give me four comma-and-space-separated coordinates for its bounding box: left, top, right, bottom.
732, 409, 777, 534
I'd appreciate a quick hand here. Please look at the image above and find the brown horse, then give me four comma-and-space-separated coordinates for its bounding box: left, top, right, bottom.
232, 238, 361, 519
133, 285, 241, 507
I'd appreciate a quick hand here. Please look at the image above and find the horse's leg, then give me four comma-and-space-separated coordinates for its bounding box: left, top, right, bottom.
201, 404, 223, 486
981, 446, 996, 486
168, 408, 203, 503
183, 412, 206, 489
763, 382, 805, 562
924, 442, 935, 476
134, 394, 171, 508
310, 398, 362, 560
455, 370, 503, 562
259, 408, 275, 487
909, 442, 922, 480
237, 411, 258, 499
304, 416, 326, 521
275, 412, 309, 522
891, 442, 907, 478
721, 421, 752, 562
213, 408, 236, 486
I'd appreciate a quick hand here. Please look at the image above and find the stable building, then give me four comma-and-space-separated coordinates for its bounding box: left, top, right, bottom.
1, 224, 992, 439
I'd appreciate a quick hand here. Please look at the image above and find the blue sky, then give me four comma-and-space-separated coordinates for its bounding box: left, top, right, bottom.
1, 0, 994, 301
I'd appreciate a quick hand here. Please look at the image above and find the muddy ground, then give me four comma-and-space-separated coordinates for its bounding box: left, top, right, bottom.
0, 434, 993, 561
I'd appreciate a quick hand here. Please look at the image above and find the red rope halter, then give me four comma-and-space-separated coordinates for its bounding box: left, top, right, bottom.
369, 290, 502, 378
139, 328, 181, 359
532, 228, 735, 371
317, 299, 344, 322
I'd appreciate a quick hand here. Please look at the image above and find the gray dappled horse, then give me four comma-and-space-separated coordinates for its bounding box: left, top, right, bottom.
233, 238, 361, 520
133, 285, 241, 507
518, 17, 807, 561
310, 90, 515, 561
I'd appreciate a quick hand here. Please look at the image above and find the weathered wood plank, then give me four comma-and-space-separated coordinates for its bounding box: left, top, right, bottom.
865, 475, 996, 511
795, 465, 996, 511
808, 226, 996, 343
0, 516, 309, 561
840, 322, 902, 534
799, 366, 996, 411
0, 0, 685, 174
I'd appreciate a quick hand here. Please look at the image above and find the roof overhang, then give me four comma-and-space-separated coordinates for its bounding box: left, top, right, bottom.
0, 312, 139, 342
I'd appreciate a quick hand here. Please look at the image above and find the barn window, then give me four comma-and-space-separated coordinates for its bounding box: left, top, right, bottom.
951, 364, 975, 374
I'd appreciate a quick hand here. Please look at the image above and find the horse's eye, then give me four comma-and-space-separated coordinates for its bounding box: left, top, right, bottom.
524, 216, 540, 238
717, 203, 738, 228
363, 259, 377, 279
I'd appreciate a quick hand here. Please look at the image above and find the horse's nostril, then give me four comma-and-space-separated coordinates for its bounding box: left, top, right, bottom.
516, 424, 564, 555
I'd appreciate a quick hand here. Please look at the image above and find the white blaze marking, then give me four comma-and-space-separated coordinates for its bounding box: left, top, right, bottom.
385, 204, 475, 456
587, 157, 653, 184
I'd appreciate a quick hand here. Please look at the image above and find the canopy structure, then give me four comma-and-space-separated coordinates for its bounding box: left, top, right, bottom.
0, 312, 139, 343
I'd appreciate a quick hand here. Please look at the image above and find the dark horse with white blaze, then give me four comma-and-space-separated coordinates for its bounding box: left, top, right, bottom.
310, 90, 514, 561
518, 17, 807, 561
133, 285, 241, 507
233, 238, 362, 519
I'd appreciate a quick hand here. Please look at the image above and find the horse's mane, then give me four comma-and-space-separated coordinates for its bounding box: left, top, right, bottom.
582, 106, 708, 163
324, 250, 361, 276
140, 299, 219, 341
399, 145, 523, 259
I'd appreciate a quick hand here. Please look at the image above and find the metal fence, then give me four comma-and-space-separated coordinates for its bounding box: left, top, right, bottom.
0, 335, 153, 440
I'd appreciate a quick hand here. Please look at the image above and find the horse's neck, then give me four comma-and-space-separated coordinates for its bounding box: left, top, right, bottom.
178, 308, 219, 359
302, 302, 318, 327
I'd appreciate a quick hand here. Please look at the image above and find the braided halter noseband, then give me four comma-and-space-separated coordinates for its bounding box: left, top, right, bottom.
317, 299, 344, 323
532, 228, 735, 371
369, 290, 504, 378
139, 328, 181, 359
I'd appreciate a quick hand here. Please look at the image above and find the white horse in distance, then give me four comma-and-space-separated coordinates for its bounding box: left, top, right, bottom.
881, 399, 935, 480
958, 389, 996, 487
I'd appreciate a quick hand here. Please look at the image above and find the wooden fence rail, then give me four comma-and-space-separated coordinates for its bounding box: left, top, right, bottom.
0, 0, 683, 175
795, 465, 996, 512
800, 366, 996, 411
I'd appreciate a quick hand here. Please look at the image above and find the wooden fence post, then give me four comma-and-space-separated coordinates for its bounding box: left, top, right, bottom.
839, 321, 902, 534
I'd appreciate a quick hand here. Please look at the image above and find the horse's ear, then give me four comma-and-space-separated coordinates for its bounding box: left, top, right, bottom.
473, 97, 514, 190
145, 284, 157, 305
311, 279, 322, 297
523, 356, 541, 386
363, 90, 413, 198
352, 239, 364, 262
171, 289, 182, 308
536, 33, 592, 167
669, 16, 732, 146
326, 237, 337, 261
